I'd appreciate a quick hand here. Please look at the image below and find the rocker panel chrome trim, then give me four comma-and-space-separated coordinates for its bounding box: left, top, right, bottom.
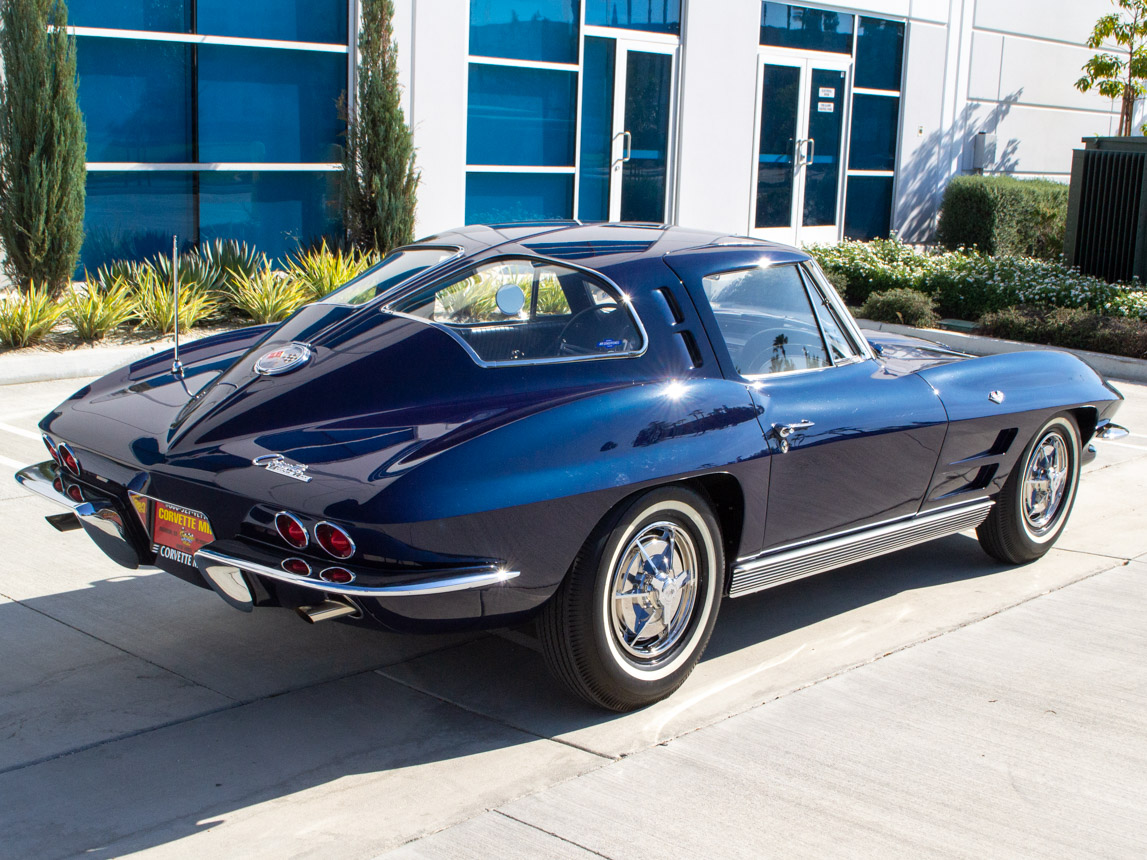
193, 547, 520, 597
729, 500, 994, 598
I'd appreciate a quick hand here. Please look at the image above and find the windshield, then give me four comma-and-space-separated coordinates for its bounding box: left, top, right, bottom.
322, 247, 458, 306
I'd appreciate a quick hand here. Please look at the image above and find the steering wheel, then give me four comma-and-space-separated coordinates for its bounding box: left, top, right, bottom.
558, 302, 623, 356
739, 329, 797, 376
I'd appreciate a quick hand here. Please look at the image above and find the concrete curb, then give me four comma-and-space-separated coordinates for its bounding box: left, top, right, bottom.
0, 343, 170, 386
856, 319, 1147, 385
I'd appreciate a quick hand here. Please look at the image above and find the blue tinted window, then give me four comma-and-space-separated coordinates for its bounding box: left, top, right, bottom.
470, 0, 579, 63
760, 2, 853, 54
586, 0, 680, 34
77, 37, 193, 163
465, 173, 574, 223
467, 65, 577, 167
198, 45, 345, 163
68, 0, 191, 32
856, 17, 904, 91
848, 94, 900, 171
578, 37, 615, 221
199, 172, 341, 261
81, 173, 196, 273
197, 0, 348, 45
844, 176, 894, 240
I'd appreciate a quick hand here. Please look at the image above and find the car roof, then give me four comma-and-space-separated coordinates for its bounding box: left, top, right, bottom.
414, 222, 811, 270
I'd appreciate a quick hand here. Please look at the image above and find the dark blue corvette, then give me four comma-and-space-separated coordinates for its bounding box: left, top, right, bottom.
16, 223, 1128, 710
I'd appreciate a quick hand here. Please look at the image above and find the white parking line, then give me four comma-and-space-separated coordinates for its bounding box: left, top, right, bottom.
1097, 439, 1147, 452
0, 453, 27, 469
0, 422, 39, 441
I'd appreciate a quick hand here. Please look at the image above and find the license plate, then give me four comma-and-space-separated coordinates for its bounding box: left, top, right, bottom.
150, 500, 215, 567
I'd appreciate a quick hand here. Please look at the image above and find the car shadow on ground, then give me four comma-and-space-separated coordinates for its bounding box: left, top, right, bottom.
0, 531, 1024, 859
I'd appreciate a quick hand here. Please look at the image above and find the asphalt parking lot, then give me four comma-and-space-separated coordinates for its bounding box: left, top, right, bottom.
0, 374, 1145, 859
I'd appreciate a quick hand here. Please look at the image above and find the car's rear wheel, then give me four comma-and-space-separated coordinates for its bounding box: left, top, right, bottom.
539, 486, 723, 711
977, 414, 1081, 564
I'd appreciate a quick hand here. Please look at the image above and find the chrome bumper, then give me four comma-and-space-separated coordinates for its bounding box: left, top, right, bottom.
194, 542, 520, 599
15, 460, 143, 568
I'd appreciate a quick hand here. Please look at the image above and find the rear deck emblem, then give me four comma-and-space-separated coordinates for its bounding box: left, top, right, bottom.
253, 454, 312, 483
989, 390, 1005, 404
254, 342, 312, 376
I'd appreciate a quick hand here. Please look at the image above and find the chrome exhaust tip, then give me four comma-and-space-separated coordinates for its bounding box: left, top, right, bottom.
296, 598, 359, 624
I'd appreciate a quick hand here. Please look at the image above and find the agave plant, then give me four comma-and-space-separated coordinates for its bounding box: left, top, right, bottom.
0, 283, 64, 348
227, 266, 308, 324
93, 259, 143, 291
199, 238, 262, 291
63, 276, 137, 341
286, 239, 375, 302
131, 265, 217, 334
149, 249, 221, 293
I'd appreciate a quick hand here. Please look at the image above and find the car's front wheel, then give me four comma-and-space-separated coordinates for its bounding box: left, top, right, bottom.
978, 414, 1081, 564
539, 486, 724, 711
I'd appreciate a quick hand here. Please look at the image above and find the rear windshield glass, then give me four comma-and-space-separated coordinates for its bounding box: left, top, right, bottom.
322, 247, 458, 306
388, 258, 644, 364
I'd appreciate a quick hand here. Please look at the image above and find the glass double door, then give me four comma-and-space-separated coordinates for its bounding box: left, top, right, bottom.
751, 54, 850, 245
579, 37, 676, 224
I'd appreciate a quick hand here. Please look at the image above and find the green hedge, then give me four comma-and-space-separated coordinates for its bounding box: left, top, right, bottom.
936, 175, 1068, 260
807, 237, 1147, 321
978, 306, 1147, 360
859, 288, 939, 328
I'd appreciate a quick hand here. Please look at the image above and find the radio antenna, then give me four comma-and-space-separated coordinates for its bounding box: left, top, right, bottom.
171, 234, 184, 380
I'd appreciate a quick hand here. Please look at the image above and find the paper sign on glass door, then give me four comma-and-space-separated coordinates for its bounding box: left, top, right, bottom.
818, 87, 836, 98
818, 102, 834, 113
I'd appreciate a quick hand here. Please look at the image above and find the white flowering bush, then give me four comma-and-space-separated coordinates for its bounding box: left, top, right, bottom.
807, 237, 1147, 321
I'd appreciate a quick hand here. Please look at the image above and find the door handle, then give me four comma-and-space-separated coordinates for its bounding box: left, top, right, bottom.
771, 420, 815, 453
622, 130, 633, 163
805, 137, 815, 167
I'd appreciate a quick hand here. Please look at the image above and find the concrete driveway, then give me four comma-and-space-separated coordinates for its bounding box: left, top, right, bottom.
0, 375, 1144, 859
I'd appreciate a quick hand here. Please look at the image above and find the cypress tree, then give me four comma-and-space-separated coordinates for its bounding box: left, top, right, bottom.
0, 0, 86, 294
343, 0, 418, 254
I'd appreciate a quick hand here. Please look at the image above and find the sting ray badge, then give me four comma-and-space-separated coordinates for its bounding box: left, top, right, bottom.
253, 454, 312, 483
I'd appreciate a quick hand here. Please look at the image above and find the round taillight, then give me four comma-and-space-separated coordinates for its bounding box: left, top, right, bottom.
52, 477, 63, 494
66, 484, 84, 503
274, 512, 308, 549
58, 443, 80, 476
281, 557, 311, 576
320, 567, 355, 584
43, 435, 59, 465
315, 522, 355, 559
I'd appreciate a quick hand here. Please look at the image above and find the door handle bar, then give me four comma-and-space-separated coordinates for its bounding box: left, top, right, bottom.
771, 420, 815, 453
622, 130, 633, 163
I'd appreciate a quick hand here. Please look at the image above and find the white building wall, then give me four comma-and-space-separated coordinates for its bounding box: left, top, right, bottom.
674, 0, 762, 234
895, 0, 1126, 239
394, 0, 469, 238
389, 0, 1129, 241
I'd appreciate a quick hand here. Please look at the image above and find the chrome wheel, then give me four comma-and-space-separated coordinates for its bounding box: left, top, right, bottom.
1021, 431, 1071, 534
609, 521, 699, 663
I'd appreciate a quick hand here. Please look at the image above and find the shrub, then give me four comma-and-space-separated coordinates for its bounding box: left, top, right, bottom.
978, 306, 1147, 360
0, 0, 86, 294
805, 237, 1147, 321
0, 283, 63, 347
937, 176, 1068, 260
198, 238, 261, 292
286, 239, 375, 302
859, 288, 939, 328
131, 265, 216, 333
343, 0, 418, 253
227, 266, 307, 324
63, 277, 135, 341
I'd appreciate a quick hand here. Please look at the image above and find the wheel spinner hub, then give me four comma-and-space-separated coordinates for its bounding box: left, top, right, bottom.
610, 521, 699, 662
1022, 432, 1070, 532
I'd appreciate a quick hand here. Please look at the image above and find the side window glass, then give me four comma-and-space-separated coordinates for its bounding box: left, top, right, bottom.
799, 267, 857, 363
390, 258, 643, 364
702, 264, 831, 376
